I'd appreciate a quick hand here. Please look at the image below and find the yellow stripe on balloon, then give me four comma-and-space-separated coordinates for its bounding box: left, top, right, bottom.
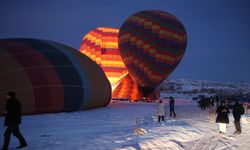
80, 27, 128, 89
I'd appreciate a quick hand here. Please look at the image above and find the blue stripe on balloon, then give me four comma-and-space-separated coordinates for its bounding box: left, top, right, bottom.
45, 41, 90, 109
14, 39, 83, 111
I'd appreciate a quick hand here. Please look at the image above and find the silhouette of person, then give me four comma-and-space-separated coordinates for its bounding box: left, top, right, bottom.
215, 95, 220, 107
169, 96, 176, 117
232, 99, 244, 134
1, 91, 27, 150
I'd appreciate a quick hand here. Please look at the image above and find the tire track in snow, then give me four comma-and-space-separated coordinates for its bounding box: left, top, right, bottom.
190, 132, 238, 150
184, 114, 237, 150
191, 134, 220, 150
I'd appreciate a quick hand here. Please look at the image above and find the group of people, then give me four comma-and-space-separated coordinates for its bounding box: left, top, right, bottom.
157, 96, 176, 123
209, 97, 245, 134
157, 95, 245, 135
199, 96, 220, 110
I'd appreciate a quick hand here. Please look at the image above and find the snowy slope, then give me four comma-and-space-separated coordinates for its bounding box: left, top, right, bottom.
159, 79, 250, 95
0, 101, 250, 150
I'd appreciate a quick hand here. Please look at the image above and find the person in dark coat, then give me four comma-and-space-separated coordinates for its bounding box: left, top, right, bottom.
1, 91, 27, 150
169, 96, 176, 117
232, 99, 244, 134
216, 100, 229, 133
199, 97, 206, 110
215, 96, 220, 107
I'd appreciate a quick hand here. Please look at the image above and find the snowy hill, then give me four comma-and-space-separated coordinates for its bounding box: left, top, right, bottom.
158, 79, 250, 98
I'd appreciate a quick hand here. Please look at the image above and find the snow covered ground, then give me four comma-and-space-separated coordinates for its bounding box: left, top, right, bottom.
0, 100, 250, 150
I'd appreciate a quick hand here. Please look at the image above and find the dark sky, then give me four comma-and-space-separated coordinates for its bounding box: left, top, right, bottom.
1, 0, 250, 82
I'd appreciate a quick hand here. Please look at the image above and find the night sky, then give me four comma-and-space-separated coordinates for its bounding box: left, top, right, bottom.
1, 0, 250, 82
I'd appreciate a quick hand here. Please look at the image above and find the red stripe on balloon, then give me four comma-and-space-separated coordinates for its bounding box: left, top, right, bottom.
4, 40, 64, 113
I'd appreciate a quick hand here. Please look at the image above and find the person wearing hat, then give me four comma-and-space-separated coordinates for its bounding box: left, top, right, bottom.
232, 99, 244, 134
1, 91, 27, 150
216, 100, 229, 133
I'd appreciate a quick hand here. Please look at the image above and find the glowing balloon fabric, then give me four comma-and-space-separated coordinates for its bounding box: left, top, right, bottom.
0, 38, 111, 114
119, 10, 187, 96
112, 74, 142, 100
112, 74, 159, 101
80, 27, 128, 89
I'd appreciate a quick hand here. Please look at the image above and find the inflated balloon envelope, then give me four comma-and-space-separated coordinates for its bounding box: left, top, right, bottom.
80, 27, 128, 90
118, 10, 187, 97
0, 38, 111, 115
79, 27, 160, 101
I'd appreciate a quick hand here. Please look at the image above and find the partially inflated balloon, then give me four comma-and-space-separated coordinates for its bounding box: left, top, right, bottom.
80, 27, 128, 89
112, 74, 142, 100
119, 10, 187, 96
0, 38, 111, 114
112, 74, 159, 101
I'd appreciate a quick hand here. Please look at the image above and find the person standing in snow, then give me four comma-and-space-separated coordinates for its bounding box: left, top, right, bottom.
232, 99, 244, 134
157, 100, 165, 122
209, 97, 216, 123
169, 96, 176, 117
199, 97, 206, 110
1, 91, 27, 150
243, 104, 248, 115
215, 95, 220, 108
216, 100, 230, 133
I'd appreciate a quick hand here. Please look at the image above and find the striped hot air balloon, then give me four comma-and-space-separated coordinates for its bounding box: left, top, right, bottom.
119, 10, 187, 96
80, 27, 128, 89
0, 38, 111, 115
112, 74, 159, 101
112, 74, 142, 101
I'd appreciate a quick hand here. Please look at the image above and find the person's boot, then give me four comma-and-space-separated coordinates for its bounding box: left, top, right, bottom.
1, 143, 9, 150
16, 143, 27, 149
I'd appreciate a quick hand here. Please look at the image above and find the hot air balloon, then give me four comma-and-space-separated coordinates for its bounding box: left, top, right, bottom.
112, 74, 142, 101
112, 74, 159, 101
0, 38, 111, 115
80, 27, 128, 89
119, 10, 187, 97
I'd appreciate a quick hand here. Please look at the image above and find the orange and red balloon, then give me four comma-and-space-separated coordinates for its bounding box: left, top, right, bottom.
80, 27, 128, 89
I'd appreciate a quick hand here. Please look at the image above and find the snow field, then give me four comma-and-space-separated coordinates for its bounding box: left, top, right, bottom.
0, 101, 249, 150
